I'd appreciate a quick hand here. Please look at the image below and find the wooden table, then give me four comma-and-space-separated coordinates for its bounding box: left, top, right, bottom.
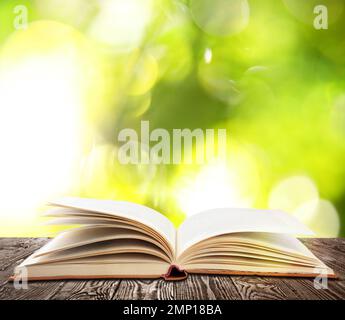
0, 238, 345, 300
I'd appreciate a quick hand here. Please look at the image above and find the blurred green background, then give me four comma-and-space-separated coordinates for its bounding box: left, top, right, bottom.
0, 0, 344, 237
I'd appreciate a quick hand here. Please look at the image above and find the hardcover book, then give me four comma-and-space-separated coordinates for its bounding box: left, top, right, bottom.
13, 197, 335, 281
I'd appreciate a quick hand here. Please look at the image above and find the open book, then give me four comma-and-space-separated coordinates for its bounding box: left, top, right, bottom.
13, 197, 335, 281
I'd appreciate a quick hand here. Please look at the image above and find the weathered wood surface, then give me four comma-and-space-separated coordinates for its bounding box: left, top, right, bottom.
0, 238, 344, 300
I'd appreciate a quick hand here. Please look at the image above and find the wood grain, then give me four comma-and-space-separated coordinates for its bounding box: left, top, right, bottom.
0, 238, 344, 300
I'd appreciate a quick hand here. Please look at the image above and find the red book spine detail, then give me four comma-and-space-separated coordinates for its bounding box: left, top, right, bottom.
162, 264, 188, 281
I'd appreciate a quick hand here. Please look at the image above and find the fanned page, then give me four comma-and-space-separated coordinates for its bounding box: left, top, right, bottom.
177, 208, 314, 256
50, 197, 176, 250
13, 198, 176, 280
175, 208, 335, 278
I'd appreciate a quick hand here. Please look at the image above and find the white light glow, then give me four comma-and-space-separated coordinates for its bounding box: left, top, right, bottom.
204, 48, 212, 64
293, 199, 340, 237
176, 158, 258, 216
89, 0, 153, 50
268, 175, 319, 213
0, 53, 82, 219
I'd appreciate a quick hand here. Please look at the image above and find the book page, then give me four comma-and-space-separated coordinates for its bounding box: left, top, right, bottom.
24, 237, 170, 265
33, 226, 168, 258
50, 197, 176, 249
177, 208, 314, 256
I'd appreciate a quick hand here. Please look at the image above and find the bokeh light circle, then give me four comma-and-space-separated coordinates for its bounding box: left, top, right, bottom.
128, 53, 158, 95
293, 199, 340, 237
198, 63, 244, 106
268, 176, 319, 213
190, 0, 250, 36
35, 0, 98, 28
89, 0, 153, 51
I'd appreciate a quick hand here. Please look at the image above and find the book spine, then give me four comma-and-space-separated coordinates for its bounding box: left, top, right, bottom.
161, 265, 188, 281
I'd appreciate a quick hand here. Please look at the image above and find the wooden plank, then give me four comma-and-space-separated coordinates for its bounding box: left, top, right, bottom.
114, 279, 175, 300
175, 275, 242, 300
0, 238, 49, 286
0, 238, 64, 300
0, 238, 345, 300
229, 238, 345, 300
230, 276, 301, 300
52, 280, 122, 300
